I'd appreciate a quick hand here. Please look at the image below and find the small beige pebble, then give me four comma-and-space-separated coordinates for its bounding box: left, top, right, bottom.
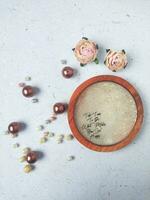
19, 156, 26, 163
25, 76, 31, 81
23, 147, 31, 155
65, 134, 74, 141
37, 125, 44, 131
24, 164, 32, 173
43, 131, 50, 137
56, 138, 63, 144
13, 143, 20, 148
67, 155, 75, 161
56, 134, 64, 140
40, 137, 47, 144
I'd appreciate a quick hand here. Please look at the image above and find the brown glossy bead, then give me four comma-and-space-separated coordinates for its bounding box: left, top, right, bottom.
26, 151, 37, 164
8, 122, 20, 134
62, 67, 74, 78
22, 86, 34, 97
53, 103, 66, 114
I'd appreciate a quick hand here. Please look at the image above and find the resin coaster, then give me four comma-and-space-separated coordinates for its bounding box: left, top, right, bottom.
68, 75, 143, 152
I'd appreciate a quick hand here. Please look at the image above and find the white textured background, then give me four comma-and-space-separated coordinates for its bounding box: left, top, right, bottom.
0, 0, 149, 200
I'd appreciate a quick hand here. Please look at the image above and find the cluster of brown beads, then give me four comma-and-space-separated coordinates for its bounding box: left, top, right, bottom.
7, 71, 73, 174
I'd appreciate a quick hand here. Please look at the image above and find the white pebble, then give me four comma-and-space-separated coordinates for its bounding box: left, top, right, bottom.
43, 132, 51, 139
50, 116, 57, 121
23, 147, 31, 154
11, 134, 18, 138
13, 143, 20, 148
56, 134, 64, 140
32, 98, 39, 103
60, 59, 67, 64
37, 125, 44, 131
45, 119, 51, 124
49, 132, 55, 137
18, 82, 26, 87
40, 137, 47, 144
67, 155, 75, 161
56, 138, 63, 144
25, 76, 31, 81
43, 131, 49, 136
19, 156, 26, 163
65, 134, 74, 141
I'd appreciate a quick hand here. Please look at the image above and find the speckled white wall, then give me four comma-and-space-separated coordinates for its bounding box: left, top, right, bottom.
0, 0, 149, 200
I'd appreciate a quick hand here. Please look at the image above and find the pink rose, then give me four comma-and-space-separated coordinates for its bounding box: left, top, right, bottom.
73, 38, 99, 66
104, 49, 128, 71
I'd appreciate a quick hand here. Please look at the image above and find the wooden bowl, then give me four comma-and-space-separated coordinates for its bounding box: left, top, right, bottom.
68, 75, 144, 152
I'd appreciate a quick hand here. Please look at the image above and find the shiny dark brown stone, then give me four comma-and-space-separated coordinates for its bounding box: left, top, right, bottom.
8, 122, 20, 134
62, 67, 74, 78
26, 151, 37, 164
53, 103, 66, 114
22, 86, 34, 97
